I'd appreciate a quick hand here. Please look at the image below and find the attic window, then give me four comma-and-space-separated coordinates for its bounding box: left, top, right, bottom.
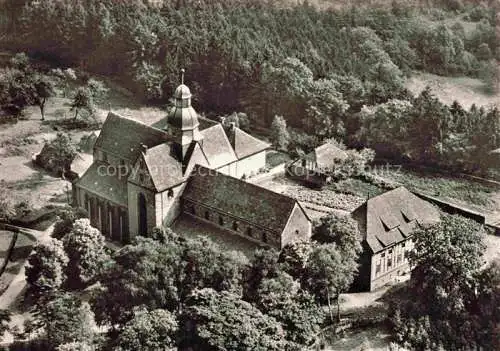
167, 189, 174, 199
232, 221, 239, 231
401, 207, 417, 222
401, 211, 412, 223
380, 213, 399, 231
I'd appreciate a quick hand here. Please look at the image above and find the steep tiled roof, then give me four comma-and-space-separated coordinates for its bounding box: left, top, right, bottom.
75, 162, 128, 206
183, 142, 210, 177
182, 165, 299, 233
307, 143, 348, 169
352, 187, 440, 253
200, 124, 238, 168
95, 112, 169, 161
142, 143, 184, 191
226, 126, 271, 159
198, 116, 219, 130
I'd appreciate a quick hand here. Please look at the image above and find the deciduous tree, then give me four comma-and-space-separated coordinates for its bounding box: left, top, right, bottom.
304, 243, 359, 322
27, 292, 97, 350
114, 309, 177, 351
180, 288, 287, 351
256, 272, 324, 347
392, 215, 491, 350
33, 75, 55, 120
25, 239, 69, 299
62, 218, 109, 289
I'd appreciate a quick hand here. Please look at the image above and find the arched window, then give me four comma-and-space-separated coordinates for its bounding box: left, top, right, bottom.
219, 216, 224, 226
167, 188, 174, 199
262, 232, 267, 243
204, 211, 210, 220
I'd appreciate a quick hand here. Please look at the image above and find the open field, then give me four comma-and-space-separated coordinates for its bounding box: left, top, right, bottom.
375, 167, 500, 212
406, 72, 499, 109
0, 74, 159, 212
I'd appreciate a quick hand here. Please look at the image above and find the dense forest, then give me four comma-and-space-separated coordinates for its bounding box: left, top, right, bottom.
0, 0, 498, 173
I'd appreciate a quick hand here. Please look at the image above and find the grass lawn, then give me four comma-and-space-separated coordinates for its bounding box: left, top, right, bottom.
377, 167, 499, 211
328, 178, 385, 199
405, 71, 498, 109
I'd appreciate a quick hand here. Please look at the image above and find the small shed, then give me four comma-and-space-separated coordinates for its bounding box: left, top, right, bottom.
287, 142, 348, 187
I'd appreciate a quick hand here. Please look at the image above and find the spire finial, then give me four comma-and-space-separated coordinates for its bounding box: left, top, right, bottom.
181, 68, 185, 85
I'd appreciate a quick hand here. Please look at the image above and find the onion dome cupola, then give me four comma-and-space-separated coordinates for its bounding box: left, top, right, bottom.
167, 69, 203, 159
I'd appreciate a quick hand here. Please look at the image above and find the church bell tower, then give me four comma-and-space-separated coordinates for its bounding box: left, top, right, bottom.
165, 69, 203, 160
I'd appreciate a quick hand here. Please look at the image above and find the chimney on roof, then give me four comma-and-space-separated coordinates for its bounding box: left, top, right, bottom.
140, 143, 148, 154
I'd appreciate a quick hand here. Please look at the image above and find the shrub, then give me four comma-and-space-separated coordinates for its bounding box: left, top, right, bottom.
35, 133, 77, 175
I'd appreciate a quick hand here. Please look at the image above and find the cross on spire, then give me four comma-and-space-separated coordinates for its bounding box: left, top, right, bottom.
181, 68, 185, 85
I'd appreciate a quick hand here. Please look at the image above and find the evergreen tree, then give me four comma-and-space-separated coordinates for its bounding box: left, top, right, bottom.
270, 115, 290, 151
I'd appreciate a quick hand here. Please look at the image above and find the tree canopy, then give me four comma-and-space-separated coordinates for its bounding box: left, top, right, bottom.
391, 214, 498, 350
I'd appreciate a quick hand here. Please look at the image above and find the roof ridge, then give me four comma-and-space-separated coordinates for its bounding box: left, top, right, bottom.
107, 111, 167, 133
190, 164, 296, 206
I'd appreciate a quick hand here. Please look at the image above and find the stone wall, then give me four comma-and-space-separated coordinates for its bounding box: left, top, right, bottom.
281, 203, 312, 248
156, 182, 186, 227
182, 199, 281, 248
127, 182, 156, 239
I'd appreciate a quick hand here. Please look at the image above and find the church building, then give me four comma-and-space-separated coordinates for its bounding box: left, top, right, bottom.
73, 80, 312, 248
